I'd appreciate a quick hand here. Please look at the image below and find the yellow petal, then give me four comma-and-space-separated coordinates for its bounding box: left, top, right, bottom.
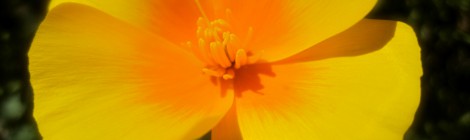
211, 100, 243, 140
49, 0, 204, 44
30, 4, 233, 139
48, 0, 148, 29
218, 0, 376, 61
279, 19, 396, 63
234, 22, 421, 139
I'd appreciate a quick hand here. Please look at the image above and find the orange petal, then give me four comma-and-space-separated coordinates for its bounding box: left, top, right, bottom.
234, 22, 421, 139
30, 4, 233, 139
216, 0, 376, 61
279, 19, 396, 63
211, 100, 243, 140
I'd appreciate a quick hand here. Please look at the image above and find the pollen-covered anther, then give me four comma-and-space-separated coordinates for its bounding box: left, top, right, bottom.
202, 67, 225, 77
189, 2, 260, 79
222, 69, 235, 80
189, 18, 261, 79
234, 49, 247, 69
210, 42, 231, 68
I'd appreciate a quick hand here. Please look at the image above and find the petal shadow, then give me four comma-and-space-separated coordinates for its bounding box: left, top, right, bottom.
234, 63, 275, 97
277, 19, 397, 64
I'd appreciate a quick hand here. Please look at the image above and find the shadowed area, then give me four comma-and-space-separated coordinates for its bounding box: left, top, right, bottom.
233, 63, 275, 97
277, 19, 396, 64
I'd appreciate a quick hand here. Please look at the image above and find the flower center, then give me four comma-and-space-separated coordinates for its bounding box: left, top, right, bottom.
186, 0, 261, 80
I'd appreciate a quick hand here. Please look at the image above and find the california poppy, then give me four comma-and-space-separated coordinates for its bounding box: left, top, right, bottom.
29, 0, 421, 139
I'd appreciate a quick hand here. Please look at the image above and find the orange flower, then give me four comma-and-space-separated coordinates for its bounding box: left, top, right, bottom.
30, 0, 421, 139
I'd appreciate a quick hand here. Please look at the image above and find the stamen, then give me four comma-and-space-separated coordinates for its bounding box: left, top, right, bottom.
216, 41, 233, 67
223, 32, 236, 61
222, 32, 230, 46
204, 28, 211, 41
235, 49, 247, 69
197, 17, 207, 28
229, 34, 242, 49
209, 42, 224, 68
225, 9, 233, 21
225, 44, 236, 62
210, 42, 231, 68
244, 27, 254, 47
202, 67, 225, 77
190, 6, 261, 79
223, 69, 235, 80
213, 19, 230, 29
195, 0, 209, 21
212, 27, 222, 42
196, 27, 204, 40
198, 38, 216, 65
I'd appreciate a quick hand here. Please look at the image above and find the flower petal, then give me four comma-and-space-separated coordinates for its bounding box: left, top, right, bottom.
279, 19, 396, 63
30, 4, 233, 139
211, 101, 243, 140
218, 0, 376, 61
49, 0, 204, 44
48, 0, 150, 29
234, 22, 421, 139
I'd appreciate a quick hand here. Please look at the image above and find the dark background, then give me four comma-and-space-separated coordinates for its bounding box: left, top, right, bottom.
1, 0, 469, 139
